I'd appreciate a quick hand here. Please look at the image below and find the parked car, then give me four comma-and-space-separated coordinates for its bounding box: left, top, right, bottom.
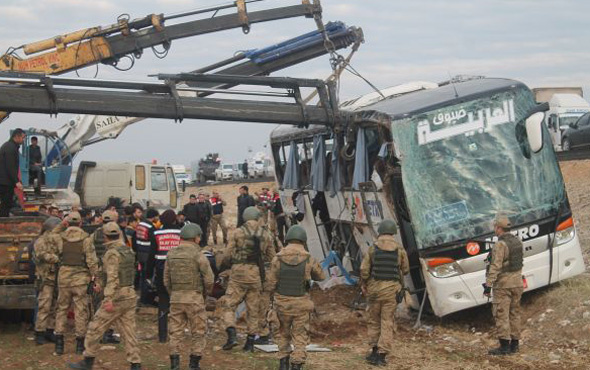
561, 112, 590, 151
215, 163, 234, 181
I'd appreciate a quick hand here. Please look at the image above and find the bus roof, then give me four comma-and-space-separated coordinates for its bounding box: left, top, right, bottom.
363, 77, 527, 120
270, 124, 329, 143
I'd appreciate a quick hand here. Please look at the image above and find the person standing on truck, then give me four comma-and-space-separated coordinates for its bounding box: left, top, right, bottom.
52, 212, 100, 356
0, 128, 25, 217
360, 219, 410, 367
484, 214, 524, 356
150, 209, 181, 343
266, 225, 325, 370
28, 136, 44, 194
237, 185, 256, 227
135, 208, 159, 306
220, 207, 273, 352
209, 190, 228, 245
165, 223, 214, 370
33, 216, 62, 345
68, 222, 141, 370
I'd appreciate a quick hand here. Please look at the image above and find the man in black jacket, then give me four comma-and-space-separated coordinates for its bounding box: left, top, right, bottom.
195, 193, 212, 247
236, 185, 256, 227
28, 136, 44, 194
182, 194, 200, 224
0, 128, 25, 217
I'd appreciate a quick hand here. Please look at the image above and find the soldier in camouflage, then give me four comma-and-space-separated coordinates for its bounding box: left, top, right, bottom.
33, 216, 62, 345
221, 206, 274, 352
484, 214, 524, 356
165, 223, 214, 370
68, 222, 141, 370
360, 219, 409, 367
52, 212, 100, 356
266, 225, 325, 370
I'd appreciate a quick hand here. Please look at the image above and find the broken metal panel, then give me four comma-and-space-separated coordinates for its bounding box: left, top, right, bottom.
352, 127, 369, 190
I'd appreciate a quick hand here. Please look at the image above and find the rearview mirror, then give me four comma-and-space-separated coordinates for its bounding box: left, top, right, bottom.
525, 112, 545, 153
569, 122, 578, 129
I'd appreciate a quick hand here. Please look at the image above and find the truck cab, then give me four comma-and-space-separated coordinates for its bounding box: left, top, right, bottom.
75, 161, 179, 212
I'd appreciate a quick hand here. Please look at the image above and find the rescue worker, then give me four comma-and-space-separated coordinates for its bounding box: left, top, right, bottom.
165, 224, 214, 370
68, 222, 141, 370
484, 214, 524, 356
135, 208, 159, 306
53, 212, 100, 356
196, 193, 212, 248
150, 209, 181, 343
0, 128, 25, 217
33, 216, 62, 345
221, 206, 274, 351
360, 219, 409, 366
266, 225, 325, 370
91, 210, 121, 344
236, 186, 256, 227
255, 187, 271, 225
209, 190, 228, 245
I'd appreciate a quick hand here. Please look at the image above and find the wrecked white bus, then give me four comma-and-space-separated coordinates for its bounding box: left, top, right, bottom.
270, 77, 585, 317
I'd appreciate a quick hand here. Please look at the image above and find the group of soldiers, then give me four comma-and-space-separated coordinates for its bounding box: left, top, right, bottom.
32, 194, 524, 370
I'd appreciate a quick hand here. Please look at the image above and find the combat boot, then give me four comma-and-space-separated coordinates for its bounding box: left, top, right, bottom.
365, 346, 379, 365
68, 356, 94, 369
290, 363, 302, 370
101, 329, 120, 344
55, 334, 64, 355
130, 363, 141, 370
510, 339, 519, 354
279, 356, 290, 370
254, 335, 270, 345
75, 337, 85, 355
35, 331, 47, 345
45, 328, 57, 343
222, 327, 238, 350
243, 334, 255, 352
488, 339, 511, 356
376, 353, 387, 366
169, 355, 180, 370
189, 355, 201, 370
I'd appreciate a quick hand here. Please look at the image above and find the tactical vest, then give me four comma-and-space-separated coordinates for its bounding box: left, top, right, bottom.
277, 256, 309, 297
168, 247, 202, 292
371, 246, 401, 281
231, 226, 262, 264
93, 227, 107, 260
116, 245, 136, 287
210, 197, 224, 215
135, 222, 153, 255
154, 229, 181, 261
62, 239, 85, 267
499, 233, 523, 272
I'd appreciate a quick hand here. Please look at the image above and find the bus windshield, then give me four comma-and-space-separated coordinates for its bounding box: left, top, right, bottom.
391, 87, 565, 249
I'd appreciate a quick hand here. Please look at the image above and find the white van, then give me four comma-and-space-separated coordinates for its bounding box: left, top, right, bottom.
75, 161, 179, 211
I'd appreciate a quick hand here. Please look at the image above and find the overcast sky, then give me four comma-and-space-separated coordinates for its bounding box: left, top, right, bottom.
1, 0, 589, 167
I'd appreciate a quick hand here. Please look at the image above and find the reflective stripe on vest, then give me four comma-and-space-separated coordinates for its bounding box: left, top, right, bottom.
154, 229, 181, 260
135, 222, 153, 254
277, 256, 309, 297
116, 245, 135, 287
500, 233, 523, 273
371, 247, 401, 281
62, 239, 85, 266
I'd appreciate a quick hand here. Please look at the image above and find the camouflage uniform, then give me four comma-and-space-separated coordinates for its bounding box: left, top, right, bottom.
486, 233, 523, 342
54, 224, 99, 340
257, 224, 282, 340
360, 235, 409, 357
164, 240, 214, 357
83, 238, 141, 365
34, 231, 61, 333
266, 242, 325, 366
221, 219, 274, 336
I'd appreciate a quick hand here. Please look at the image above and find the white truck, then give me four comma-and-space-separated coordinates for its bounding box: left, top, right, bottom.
75, 161, 180, 211
533, 87, 590, 151
215, 163, 235, 181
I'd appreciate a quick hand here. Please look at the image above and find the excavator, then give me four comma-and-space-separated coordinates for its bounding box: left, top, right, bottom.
0, 0, 324, 123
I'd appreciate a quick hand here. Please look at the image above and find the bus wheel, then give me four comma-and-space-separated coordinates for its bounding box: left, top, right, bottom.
562, 137, 571, 151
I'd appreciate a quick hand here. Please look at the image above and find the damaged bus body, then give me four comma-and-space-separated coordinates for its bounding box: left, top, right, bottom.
270, 77, 586, 317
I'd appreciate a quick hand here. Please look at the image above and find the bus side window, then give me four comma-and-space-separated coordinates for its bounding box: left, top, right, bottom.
135, 165, 146, 190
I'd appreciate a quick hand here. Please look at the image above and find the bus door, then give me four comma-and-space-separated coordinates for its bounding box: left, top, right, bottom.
166, 167, 179, 210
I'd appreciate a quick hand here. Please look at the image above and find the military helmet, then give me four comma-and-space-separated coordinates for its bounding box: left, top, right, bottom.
67, 212, 82, 224
102, 210, 118, 223
103, 222, 120, 237
285, 225, 307, 243
180, 223, 203, 240
42, 217, 61, 233
378, 219, 398, 235
243, 206, 261, 222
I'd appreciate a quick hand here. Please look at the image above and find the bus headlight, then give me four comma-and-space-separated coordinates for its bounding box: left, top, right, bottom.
555, 217, 576, 246
426, 258, 464, 278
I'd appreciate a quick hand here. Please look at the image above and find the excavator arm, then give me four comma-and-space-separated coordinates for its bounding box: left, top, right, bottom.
0, 0, 323, 122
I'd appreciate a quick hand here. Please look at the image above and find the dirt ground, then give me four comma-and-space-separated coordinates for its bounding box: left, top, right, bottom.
2, 162, 590, 369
